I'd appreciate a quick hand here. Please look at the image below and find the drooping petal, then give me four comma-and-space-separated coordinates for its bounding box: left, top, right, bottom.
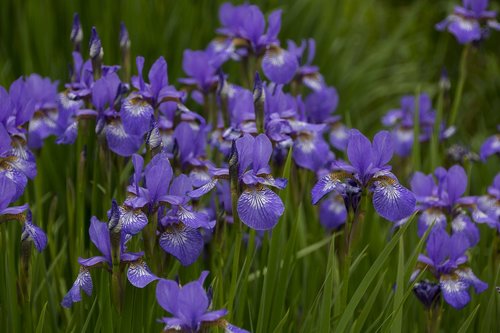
440, 275, 471, 309
225, 322, 251, 333
119, 205, 148, 235
188, 179, 219, 198
311, 172, 346, 205
262, 46, 298, 84
61, 268, 93, 308
237, 186, 284, 230
159, 223, 204, 266
21, 212, 48, 252
448, 18, 481, 44
78, 256, 109, 267
456, 267, 488, 294
417, 209, 447, 237
372, 179, 416, 222
319, 195, 347, 230
105, 120, 143, 157
177, 206, 212, 229
127, 260, 158, 288
121, 95, 154, 135
451, 214, 479, 248
199, 309, 228, 322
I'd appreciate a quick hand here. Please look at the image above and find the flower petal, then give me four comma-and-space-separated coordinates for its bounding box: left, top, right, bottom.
61, 267, 93, 308
188, 179, 218, 198
347, 129, 373, 177
89, 216, 111, 260
21, 214, 48, 252
311, 172, 346, 205
262, 46, 298, 84
159, 223, 204, 266
105, 120, 143, 157
372, 180, 416, 222
121, 95, 154, 136
156, 278, 180, 314
440, 275, 471, 309
120, 206, 148, 235
237, 186, 284, 230
127, 260, 158, 288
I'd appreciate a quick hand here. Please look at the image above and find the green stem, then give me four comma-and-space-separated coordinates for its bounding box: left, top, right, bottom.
449, 45, 470, 126
430, 80, 445, 171
426, 305, 442, 333
412, 86, 421, 172
110, 232, 123, 312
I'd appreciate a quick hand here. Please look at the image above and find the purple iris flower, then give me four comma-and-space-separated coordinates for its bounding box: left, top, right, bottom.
409, 165, 479, 247
190, 134, 287, 230
319, 193, 347, 231
70, 13, 83, 50
288, 38, 326, 91
156, 271, 249, 333
311, 129, 416, 222
61, 216, 157, 308
125, 153, 213, 265
436, 0, 500, 44
479, 126, 499, 160
382, 93, 454, 157
179, 46, 229, 94
89, 72, 143, 156
415, 228, 487, 309
217, 3, 298, 84
473, 173, 500, 231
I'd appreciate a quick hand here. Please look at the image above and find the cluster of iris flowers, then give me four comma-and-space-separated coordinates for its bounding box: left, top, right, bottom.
0, 0, 499, 331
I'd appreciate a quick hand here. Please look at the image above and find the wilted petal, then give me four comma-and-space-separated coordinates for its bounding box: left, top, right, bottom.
61, 268, 93, 308
127, 260, 158, 288
440, 275, 471, 309
262, 46, 298, 84
121, 96, 154, 135
237, 186, 284, 230
372, 179, 416, 222
159, 223, 204, 266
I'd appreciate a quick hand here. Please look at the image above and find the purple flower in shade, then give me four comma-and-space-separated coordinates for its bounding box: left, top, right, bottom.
473, 173, 500, 231
217, 3, 298, 84
156, 271, 249, 333
290, 120, 333, 172
382, 94, 454, 157
179, 46, 229, 94
415, 228, 487, 309
436, 0, 500, 44
479, 127, 500, 160
287, 38, 325, 91
319, 194, 347, 231
311, 129, 416, 222
189, 134, 287, 230
61, 216, 157, 308
408, 165, 479, 247
413, 280, 441, 309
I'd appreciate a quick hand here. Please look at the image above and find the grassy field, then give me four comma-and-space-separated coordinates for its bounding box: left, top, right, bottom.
0, 0, 499, 332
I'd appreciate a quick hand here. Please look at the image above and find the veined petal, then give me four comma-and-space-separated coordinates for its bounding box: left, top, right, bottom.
127, 260, 158, 288
61, 267, 93, 308
372, 179, 416, 222
237, 186, 284, 230
78, 256, 109, 267
120, 205, 148, 235
21, 215, 48, 252
417, 209, 446, 237
121, 96, 154, 135
159, 223, 204, 266
199, 309, 228, 322
311, 172, 347, 205
262, 46, 298, 84
188, 179, 218, 198
440, 275, 471, 309
225, 322, 251, 333
105, 121, 143, 157
456, 267, 488, 294
177, 206, 212, 229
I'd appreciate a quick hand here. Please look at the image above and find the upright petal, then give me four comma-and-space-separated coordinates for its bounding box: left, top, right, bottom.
236, 134, 255, 175
410, 172, 435, 199
372, 130, 394, 167
177, 282, 209, 329
446, 165, 467, 205
253, 134, 272, 174
347, 129, 373, 177
237, 186, 284, 230
145, 153, 173, 204
156, 278, 180, 314
159, 223, 204, 266
89, 216, 111, 260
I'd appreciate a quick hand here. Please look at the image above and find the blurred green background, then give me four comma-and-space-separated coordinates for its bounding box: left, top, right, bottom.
1, 0, 499, 138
